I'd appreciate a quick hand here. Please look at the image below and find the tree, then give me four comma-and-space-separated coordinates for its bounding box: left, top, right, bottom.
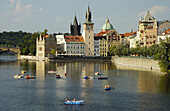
51, 49, 56, 55
157, 39, 170, 74
109, 45, 116, 55
42, 29, 48, 35
23, 47, 29, 55
114, 45, 123, 56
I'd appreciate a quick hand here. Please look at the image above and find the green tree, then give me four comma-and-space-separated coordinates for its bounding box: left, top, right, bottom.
23, 47, 29, 55
114, 45, 123, 56
51, 49, 56, 55
109, 45, 116, 55
157, 39, 170, 74
42, 29, 48, 35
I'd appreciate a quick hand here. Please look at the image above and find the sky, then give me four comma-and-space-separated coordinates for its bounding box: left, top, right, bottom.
0, 0, 170, 34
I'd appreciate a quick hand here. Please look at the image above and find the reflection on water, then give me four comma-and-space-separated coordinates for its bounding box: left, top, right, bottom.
0, 55, 17, 61
1, 61, 170, 110
19, 61, 170, 95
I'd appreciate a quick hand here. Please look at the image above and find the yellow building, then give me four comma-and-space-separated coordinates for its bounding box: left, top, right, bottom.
139, 11, 157, 47
95, 18, 122, 57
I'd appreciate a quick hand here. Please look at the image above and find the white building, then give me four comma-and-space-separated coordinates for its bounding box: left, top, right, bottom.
158, 29, 170, 44
129, 31, 141, 48
65, 35, 85, 56
56, 35, 66, 55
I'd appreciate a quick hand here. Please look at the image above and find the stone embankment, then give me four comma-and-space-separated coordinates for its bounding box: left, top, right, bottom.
49, 56, 111, 62
111, 56, 160, 70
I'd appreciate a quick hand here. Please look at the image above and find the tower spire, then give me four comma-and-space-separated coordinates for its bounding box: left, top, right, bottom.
73, 13, 78, 26
85, 4, 92, 23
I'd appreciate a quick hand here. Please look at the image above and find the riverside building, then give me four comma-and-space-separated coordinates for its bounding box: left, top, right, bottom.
95, 18, 122, 57
36, 34, 57, 60
139, 11, 157, 47
82, 5, 95, 56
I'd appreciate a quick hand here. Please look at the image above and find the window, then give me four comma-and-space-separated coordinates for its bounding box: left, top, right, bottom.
39, 47, 42, 51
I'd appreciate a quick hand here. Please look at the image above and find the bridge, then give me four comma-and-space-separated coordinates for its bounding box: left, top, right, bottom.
0, 46, 21, 57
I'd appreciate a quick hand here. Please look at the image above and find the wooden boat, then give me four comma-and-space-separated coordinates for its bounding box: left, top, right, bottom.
21, 70, 27, 74
98, 77, 108, 80
64, 100, 85, 105
95, 72, 100, 75
14, 74, 24, 79
83, 76, 93, 79
105, 87, 111, 90
56, 74, 61, 78
25, 75, 36, 79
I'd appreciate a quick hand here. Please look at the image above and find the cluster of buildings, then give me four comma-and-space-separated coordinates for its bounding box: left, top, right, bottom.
36, 5, 170, 60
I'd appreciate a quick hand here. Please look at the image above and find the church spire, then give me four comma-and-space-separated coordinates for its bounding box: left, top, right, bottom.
70, 12, 81, 36
73, 13, 78, 26
85, 4, 92, 23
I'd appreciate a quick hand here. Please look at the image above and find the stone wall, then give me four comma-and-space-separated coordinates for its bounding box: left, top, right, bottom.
18, 55, 38, 60
111, 56, 160, 70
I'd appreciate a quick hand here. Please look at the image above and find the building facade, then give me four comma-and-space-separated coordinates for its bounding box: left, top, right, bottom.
121, 31, 136, 48
129, 31, 141, 48
55, 35, 66, 55
157, 20, 170, 34
158, 29, 170, 44
139, 11, 157, 47
65, 35, 85, 56
36, 34, 57, 59
95, 18, 122, 57
82, 5, 94, 56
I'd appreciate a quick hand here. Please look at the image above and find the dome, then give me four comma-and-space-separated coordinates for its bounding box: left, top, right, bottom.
102, 18, 113, 31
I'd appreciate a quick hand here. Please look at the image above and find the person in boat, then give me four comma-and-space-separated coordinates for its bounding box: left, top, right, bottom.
107, 85, 110, 88
65, 97, 69, 102
72, 98, 76, 102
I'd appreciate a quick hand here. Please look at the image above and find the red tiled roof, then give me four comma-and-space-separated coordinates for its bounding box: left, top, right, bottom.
43, 35, 49, 38
163, 29, 170, 35
95, 30, 111, 36
65, 35, 84, 42
121, 32, 136, 37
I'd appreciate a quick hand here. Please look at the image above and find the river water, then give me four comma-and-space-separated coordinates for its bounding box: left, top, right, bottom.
0, 59, 170, 111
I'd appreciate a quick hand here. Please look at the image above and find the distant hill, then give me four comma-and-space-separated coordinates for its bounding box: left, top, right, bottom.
0, 31, 32, 47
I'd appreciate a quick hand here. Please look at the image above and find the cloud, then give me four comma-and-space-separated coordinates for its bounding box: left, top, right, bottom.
25, 4, 33, 9
138, 5, 170, 17
14, 0, 21, 13
150, 5, 170, 15
10, 0, 33, 21
9, 0, 14, 6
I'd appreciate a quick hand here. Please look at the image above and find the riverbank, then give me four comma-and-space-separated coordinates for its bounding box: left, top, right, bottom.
112, 56, 160, 70
18, 55, 111, 62
18, 55, 162, 73
49, 56, 111, 62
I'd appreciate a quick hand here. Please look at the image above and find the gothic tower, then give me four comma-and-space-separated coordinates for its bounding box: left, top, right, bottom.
70, 14, 81, 36
82, 5, 94, 56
